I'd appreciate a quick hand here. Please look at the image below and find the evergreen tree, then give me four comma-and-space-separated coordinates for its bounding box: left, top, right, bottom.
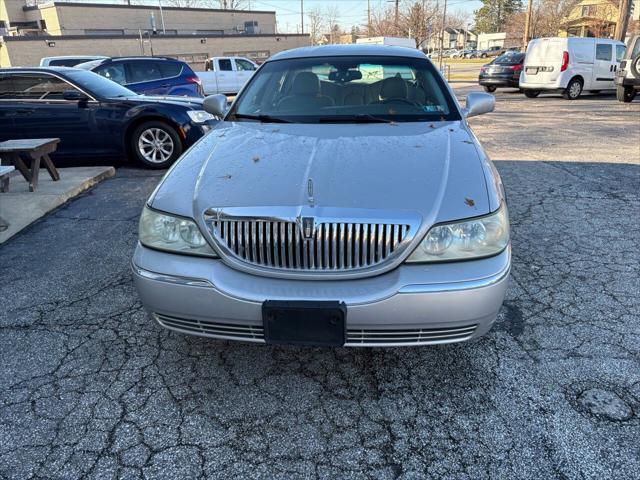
474, 0, 523, 33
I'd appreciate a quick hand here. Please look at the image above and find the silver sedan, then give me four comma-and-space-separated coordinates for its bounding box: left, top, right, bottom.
132, 44, 510, 347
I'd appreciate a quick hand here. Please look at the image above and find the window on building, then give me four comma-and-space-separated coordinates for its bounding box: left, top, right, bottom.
581, 5, 597, 16
595, 43, 612, 61
0, 74, 78, 100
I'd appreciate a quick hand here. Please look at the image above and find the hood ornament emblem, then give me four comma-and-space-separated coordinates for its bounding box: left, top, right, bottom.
300, 216, 315, 240
307, 178, 314, 207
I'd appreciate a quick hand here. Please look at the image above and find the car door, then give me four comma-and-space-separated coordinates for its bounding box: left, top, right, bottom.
233, 58, 257, 93
124, 60, 166, 95
593, 42, 615, 90
216, 58, 236, 94
0, 72, 103, 157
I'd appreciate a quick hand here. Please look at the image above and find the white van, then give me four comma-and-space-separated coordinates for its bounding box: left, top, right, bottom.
520, 37, 626, 99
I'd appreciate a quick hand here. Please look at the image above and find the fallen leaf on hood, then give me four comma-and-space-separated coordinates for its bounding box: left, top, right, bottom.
218, 174, 232, 180
462, 140, 474, 144
252, 155, 260, 163
429, 124, 436, 128
272, 128, 280, 133
464, 197, 475, 207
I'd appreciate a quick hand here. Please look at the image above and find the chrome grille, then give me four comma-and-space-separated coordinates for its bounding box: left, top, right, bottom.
208, 219, 411, 272
155, 313, 265, 342
346, 324, 477, 346
155, 313, 477, 347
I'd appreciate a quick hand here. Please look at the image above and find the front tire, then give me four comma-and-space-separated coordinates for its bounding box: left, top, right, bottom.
563, 78, 583, 100
523, 89, 540, 98
616, 85, 636, 103
483, 85, 497, 93
130, 121, 183, 169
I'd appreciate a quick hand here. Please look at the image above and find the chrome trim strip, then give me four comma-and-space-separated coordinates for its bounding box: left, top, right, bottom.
398, 264, 510, 294
132, 264, 213, 288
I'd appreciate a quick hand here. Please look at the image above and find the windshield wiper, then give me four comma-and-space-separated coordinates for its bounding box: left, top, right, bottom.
317, 114, 394, 124
231, 113, 291, 123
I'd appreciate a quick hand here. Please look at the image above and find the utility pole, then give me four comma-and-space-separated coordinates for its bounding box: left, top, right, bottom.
522, 0, 533, 51
300, 0, 304, 35
614, 0, 631, 41
439, 0, 448, 69
367, 0, 371, 33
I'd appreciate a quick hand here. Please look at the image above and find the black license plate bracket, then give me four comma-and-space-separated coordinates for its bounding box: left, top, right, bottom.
263, 301, 346, 347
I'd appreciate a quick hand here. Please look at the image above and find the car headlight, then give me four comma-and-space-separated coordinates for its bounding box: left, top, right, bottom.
187, 110, 216, 124
139, 206, 218, 257
405, 205, 509, 263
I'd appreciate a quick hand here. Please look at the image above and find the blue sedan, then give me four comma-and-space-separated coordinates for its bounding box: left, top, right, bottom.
0, 67, 217, 168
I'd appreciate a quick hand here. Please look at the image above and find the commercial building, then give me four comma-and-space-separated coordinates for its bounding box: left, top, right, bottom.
0, 0, 309, 67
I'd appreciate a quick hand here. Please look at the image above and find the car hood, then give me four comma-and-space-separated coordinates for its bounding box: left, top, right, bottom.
120, 95, 204, 108
151, 121, 491, 228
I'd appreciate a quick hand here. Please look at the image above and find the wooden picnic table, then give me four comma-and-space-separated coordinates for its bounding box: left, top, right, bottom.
0, 138, 61, 192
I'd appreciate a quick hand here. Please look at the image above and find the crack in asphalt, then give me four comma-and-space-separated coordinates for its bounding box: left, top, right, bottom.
0, 160, 638, 479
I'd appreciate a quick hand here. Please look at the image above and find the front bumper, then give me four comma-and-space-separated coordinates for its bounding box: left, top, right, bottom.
132, 244, 511, 347
615, 74, 640, 87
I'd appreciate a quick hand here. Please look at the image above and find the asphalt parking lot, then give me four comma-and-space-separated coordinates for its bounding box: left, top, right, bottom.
1, 90, 639, 479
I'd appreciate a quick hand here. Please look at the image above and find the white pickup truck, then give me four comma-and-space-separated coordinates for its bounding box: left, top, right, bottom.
197, 57, 259, 95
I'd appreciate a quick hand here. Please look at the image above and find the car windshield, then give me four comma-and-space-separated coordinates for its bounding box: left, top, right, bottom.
64, 68, 136, 98
230, 55, 460, 123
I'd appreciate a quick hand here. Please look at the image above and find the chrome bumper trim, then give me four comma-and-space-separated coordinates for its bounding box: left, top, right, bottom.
132, 264, 213, 288
398, 264, 510, 294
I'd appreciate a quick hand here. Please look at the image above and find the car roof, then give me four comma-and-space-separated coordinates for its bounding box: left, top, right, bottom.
0, 67, 79, 73
269, 44, 426, 61
42, 55, 107, 60
103, 56, 179, 62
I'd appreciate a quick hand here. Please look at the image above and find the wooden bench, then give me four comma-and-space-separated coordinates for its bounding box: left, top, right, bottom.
0, 165, 15, 193
0, 138, 61, 192
0, 165, 14, 231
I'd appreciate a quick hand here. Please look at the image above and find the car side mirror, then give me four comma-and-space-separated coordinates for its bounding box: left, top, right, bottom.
203, 94, 228, 117
463, 92, 495, 118
63, 90, 88, 102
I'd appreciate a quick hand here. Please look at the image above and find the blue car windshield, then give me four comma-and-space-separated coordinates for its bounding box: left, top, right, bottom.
230, 55, 460, 123
64, 69, 135, 98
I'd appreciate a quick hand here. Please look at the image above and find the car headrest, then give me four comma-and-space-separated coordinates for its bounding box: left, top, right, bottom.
292, 71, 321, 95
380, 76, 408, 100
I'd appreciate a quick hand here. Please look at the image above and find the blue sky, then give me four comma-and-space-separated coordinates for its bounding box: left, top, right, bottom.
247, 0, 483, 33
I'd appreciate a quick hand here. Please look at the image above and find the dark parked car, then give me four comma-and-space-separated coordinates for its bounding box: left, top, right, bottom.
0, 67, 217, 168
478, 52, 525, 92
76, 56, 204, 97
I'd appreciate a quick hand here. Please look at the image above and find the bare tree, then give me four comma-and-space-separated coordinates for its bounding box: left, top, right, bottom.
307, 7, 326, 45
369, 1, 441, 49
446, 9, 472, 29
164, 0, 203, 8
504, 0, 583, 46
213, 0, 247, 8
325, 5, 341, 43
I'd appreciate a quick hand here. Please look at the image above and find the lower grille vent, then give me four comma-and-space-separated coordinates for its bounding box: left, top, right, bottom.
155, 314, 264, 342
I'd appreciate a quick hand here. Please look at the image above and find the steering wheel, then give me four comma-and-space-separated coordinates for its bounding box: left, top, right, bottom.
379, 98, 420, 107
